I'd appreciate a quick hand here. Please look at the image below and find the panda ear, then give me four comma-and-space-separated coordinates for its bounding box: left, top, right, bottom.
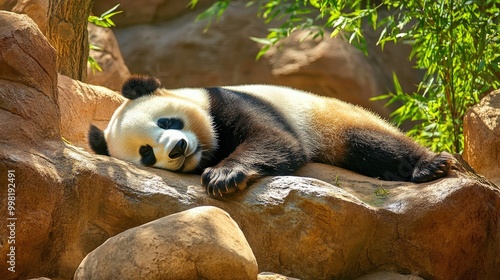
88, 124, 110, 156
121, 75, 161, 100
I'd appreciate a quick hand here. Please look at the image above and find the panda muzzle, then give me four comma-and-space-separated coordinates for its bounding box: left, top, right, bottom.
168, 139, 187, 159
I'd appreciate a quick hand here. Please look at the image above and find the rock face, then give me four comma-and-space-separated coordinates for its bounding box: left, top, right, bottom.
11, 0, 48, 33
110, 1, 422, 117
74, 206, 258, 280
4, 0, 131, 90
463, 89, 500, 186
1, 9, 500, 280
0, 10, 59, 144
57, 73, 124, 149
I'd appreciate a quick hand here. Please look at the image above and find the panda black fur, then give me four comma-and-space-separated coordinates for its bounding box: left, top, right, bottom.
89, 75, 453, 195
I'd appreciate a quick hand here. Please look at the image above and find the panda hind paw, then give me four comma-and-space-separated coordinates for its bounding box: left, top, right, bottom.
411, 152, 453, 183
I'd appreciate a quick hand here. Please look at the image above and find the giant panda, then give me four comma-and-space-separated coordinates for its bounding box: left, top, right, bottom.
88, 75, 453, 196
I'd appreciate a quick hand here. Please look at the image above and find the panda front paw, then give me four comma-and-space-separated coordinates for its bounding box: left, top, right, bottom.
201, 166, 257, 196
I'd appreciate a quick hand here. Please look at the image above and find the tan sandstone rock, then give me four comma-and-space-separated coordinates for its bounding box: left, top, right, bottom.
57, 73, 124, 149
0, 10, 59, 144
111, 2, 422, 117
258, 272, 301, 280
92, 0, 213, 27
5, 0, 130, 90
355, 271, 424, 280
74, 206, 258, 280
11, 0, 48, 33
1, 9, 500, 280
463, 89, 500, 186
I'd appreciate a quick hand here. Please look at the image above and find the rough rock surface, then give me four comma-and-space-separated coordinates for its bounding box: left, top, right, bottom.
463, 89, 500, 186
92, 0, 213, 27
86, 23, 130, 90
4, 0, 130, 90
111, 2, 421, 117
57, 73, 124, 149
355, 271, 424, 280
258, 272, 301, 280
11, 0, 48, 33
74, 206, 258, 280
1, 9, 500, 280
0, 10, 59, 143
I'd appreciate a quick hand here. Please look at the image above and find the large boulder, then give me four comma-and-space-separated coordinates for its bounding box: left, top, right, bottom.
4, 0, 130, 90
10, 0, 48, 33
1, 9, 500, 280
0, 10, 59, 144
57, 73, 124, 149
111, 2, 421, 117
74, 206, 258, 280
92, 0, 213, 27
463, 89, 500, 186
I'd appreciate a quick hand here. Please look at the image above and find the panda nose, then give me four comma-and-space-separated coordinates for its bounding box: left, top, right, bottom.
169, 139, 187, 159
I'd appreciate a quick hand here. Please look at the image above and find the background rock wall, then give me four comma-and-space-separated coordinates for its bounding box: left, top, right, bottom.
98, 1, 422, 117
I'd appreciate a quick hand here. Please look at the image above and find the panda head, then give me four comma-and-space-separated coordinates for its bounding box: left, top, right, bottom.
88, 75, 215, 173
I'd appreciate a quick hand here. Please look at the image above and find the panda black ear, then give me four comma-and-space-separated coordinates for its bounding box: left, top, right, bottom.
88, 124, 110, 156
121, 75, 161, 100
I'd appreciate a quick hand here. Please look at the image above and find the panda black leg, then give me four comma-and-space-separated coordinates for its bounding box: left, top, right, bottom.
342, 128, 453, 182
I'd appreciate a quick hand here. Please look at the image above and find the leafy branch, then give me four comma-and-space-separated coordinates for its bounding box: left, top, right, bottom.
87, 4, 122, 73
191, 0, 500, 153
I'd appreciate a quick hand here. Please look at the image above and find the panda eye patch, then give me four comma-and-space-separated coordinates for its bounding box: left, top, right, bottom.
157, 118, 184, 130
139, 145, 156, 166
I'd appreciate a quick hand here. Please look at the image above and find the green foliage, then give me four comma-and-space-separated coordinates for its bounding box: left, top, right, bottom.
87, 4, 122, 73
88, 4, 122, 28
191, 0, 500, 153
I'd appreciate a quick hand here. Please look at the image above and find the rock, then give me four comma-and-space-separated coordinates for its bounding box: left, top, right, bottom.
92, 0, 213, 27
463, 89, 500, 186
264, 30, 386, 115
355, 271, 424, 280
258, 272, 301, 280
74, 206, 258, 280
86, 23, 130, 90
2, 141, 500, 280
11, 0, 48, 33
1, 9, 500, 280
57, 73, 125, 149
0, 11, 59, 144
0, 0, 17, 10
111, 2, 423, 117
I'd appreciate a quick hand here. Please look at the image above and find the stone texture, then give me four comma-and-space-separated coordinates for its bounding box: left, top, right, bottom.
463, 89, 500, 186
112, 2, 422, 117
11, 0, 48, 33
355, 271, 424, 280
2, 145, 500, 280
264, 30, 384, 114
1, 9, 500, 280
58, 73, 124, 149
92, 0, 213, 27
86, 23, 130, 90
258, 272, 301, 280
74, 206, 258, 280
0, 0, 18, 10
0, 11, 59, 144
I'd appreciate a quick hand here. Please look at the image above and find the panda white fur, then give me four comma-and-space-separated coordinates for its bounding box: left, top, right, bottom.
89, 75, 453, 195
